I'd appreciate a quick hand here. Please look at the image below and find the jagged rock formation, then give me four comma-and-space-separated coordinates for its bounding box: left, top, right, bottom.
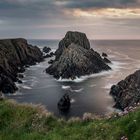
46, 31, 111, 79
110, 70, 140, 110
43, 46, 51, 54
0, 38, 43, 94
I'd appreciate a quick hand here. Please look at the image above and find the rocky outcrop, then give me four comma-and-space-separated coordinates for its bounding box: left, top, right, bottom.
0, 38, 43, 94
58, 94, 71, 112
43, 46, 51, 54
46, 31, 111, 79
110, 70, 140, 110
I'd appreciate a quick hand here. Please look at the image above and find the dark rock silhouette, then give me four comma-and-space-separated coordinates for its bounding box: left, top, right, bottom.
0, 38, 43, 94
110, 70, 140, 110
46, 31, 111, 79
58, 94, 71, 112
43, 46, 51, 53
103, 57, 111, 63
102, 52, 108, 57
48, 59, 54, 64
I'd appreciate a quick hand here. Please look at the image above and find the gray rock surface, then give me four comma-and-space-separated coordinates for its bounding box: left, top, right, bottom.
110, 70, 140, 110
46, 31, 111, 79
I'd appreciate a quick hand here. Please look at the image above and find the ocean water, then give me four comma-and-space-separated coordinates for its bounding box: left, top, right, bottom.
7, 39, 140, 118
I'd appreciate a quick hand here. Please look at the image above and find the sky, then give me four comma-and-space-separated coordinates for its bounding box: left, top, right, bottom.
0, 0, 140, 39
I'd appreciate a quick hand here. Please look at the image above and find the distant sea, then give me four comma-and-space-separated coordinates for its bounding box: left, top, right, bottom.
7, 39, 140, 118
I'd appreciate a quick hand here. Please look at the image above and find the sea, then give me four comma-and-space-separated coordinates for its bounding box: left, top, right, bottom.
7, 39, 140, 118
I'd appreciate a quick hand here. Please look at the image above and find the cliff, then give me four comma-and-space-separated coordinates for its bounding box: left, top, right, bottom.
110, 70, 140, 110
0, 38, 43, 94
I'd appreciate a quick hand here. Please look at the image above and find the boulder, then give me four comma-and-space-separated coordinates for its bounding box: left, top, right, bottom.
43, 46, 51, 54
46, 31, 111, 79
110, 70, 140, 110
48, 59, 54, 64
58, 94, 71, 112
102, 52, 108, 57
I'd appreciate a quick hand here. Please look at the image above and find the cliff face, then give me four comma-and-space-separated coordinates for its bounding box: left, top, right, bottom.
46, 31, 111, 79
0, 38, 43, 94
110, 70, 140, 110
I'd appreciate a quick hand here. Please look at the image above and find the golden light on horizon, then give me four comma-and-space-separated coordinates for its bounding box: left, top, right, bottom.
68, 8, 140, 18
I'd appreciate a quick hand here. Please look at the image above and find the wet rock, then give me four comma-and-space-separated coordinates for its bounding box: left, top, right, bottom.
48, 59, 54, 64
103, 57, 111, 63
46, 31, 111, 79
0, 74, 18, 94
110, 70, 140, 110
58, 94, 71, 112
17, 73, 24, 78
43, 46, 51, 54
102, 52, 108, 57
17, 79, 23, 84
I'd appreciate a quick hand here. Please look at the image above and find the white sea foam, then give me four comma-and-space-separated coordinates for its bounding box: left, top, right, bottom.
57, 70, 112, 83
71, 88, 84, 93
70, 98, 76, 103
22, 85, 32, 89
103, 83, 114, 89
62, 85, 71, 90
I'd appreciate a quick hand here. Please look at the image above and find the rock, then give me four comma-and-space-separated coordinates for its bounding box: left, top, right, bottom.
58, 94, 71, 112
103, 57, 111, 63
0, 74, 18, 94
17, 73, 24, 78
17, 79, 23, 84
43, 54, 52, 58
110, 70, 140, 110
102, 52, 108, 57
0, 38, 43, 94
48, 59, 54, 64
50, 52, 55, 57
46, 31, 111, 79
43, 46, 51, 54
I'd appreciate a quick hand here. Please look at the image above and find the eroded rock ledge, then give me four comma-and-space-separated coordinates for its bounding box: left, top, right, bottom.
46, 31, 111, 79
0, 38, 43, 94
110, 70, 140, 110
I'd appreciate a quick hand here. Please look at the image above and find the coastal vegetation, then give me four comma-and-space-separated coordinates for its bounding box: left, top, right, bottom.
0, 99, 140, 140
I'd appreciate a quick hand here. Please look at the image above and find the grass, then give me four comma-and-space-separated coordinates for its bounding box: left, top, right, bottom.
0, 99, 140, 140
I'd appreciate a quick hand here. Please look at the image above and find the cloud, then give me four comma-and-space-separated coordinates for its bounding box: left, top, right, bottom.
55, 0, 140, 9
0, 0, 140, 39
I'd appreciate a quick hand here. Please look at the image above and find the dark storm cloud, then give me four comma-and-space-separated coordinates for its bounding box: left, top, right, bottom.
56, 0, 140, 9
0, 0, 140, 39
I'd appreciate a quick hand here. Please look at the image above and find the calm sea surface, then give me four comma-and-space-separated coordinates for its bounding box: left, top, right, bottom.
7, 40, 140, 118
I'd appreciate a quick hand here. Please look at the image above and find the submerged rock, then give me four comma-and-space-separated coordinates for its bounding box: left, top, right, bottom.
110, 70, 140, 110
46, 31, 111, 79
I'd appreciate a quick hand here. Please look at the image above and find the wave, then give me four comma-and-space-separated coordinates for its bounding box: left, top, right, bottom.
62, 85, 71, 90
22, 85, 32, 90
70, 98, 76, 103
71, 88, 83, 93
57, 70, 112, 83
103, 83, 114, 89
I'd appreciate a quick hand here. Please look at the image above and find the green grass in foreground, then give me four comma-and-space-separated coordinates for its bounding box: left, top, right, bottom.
0, 100, 140, 140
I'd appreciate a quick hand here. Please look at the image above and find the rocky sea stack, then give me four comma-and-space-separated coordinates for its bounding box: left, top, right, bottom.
46, 31, 111, 79
0, 38, 43, 94
110, 70, 140, 110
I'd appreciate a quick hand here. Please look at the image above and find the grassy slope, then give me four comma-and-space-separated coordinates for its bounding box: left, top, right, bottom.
0, 100, 140, 140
